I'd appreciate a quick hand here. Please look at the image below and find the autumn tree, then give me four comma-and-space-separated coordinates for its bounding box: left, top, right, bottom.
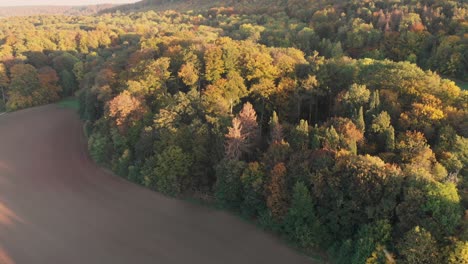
7, 64, 41, 111
108, 90, 146, 131
225, 117, 247, 160
0, 63, 9, 110
266, 162, 288, 220
204, 45, 224, 83
269, 111, 283, 144
238, 102, 260, 151
37, 66, 61, 103
178, 62, 199, 88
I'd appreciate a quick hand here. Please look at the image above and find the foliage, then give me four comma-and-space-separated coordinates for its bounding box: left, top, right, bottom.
396, 226, 440, 264
283, 182, 323, 248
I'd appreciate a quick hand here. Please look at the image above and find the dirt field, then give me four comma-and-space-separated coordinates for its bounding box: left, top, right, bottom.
0, 105, 314, 264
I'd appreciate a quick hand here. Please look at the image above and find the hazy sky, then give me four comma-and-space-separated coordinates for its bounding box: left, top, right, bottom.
0, 0, 140, 6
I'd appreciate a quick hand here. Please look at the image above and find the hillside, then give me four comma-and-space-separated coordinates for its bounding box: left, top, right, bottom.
0, 4, 117, 17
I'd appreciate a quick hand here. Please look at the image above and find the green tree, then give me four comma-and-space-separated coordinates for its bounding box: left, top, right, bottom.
397, 226, 440, 264
351, 220, 392, 264
290, 119, 309, 151
88, 132, 112, 165
153, 146, 193, 196
422, 182, 461, 237
214, 159, 245, 209
283, 182, 323, 248
240, 162, 266, 217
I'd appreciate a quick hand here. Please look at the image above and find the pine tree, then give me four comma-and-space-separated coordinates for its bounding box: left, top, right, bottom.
369, 90, 380, 111
284, 182, 322, 247
290, 119, 309, 151
384, 126, 395, 152
269, 111, 283, 143
354, 106, 365, 132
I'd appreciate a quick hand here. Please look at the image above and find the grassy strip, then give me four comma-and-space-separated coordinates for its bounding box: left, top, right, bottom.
57, 97, 80, 110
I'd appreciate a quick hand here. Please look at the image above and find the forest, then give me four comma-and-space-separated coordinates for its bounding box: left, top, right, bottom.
0, 4, 117, 18
0, 0, 467, 263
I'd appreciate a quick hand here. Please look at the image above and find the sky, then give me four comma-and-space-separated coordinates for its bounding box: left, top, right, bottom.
0, 0, 140, 6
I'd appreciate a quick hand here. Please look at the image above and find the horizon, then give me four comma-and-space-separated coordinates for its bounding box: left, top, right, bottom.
0, 0, 139, 7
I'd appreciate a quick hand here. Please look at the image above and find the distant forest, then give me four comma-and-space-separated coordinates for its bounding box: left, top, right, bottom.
0, 4, 116, 17
0, 0, 467, 263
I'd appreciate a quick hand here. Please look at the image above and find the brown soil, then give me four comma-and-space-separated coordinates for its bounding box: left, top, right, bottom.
0, 105, 314, 264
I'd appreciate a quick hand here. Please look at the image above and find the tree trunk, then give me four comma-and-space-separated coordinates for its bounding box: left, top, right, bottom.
314, 98, 319, 125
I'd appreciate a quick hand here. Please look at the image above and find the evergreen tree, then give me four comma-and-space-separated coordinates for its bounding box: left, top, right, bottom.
284, 182, 323, 247
290, 119, 309, 151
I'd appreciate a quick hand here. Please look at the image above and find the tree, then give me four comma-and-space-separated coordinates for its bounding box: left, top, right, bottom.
240, 162, 266, 217
314, 154, 402, 239
371, 111, 395, 152
214, 159, 245, 209
266, 163, 288, 220
59, 69, 77, 96
422, 182, 461, 237
397, 226, 440, 264
354, 106, 365, 132
269, 111, 283, 144
283, 182, 323, 248
396, 131, 435, 171
204, 45, 224, 82
447, 241, 468, 264
7, 64, 41, 111
225, 117, 247, 160
0, 63, 9, 109
290, 119, 309, 151
368, 90, 380, 112
88, 132, 112, 165
351, 220, 392, 264
203, 72, 247, 115
178, 62, 199, 88
400, 94, 445, 136
238, 102, 260, 152
343, 83, 370, 114
37, 66, 61, 103
153, 146, 193, 196
108, 91, 146, 131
